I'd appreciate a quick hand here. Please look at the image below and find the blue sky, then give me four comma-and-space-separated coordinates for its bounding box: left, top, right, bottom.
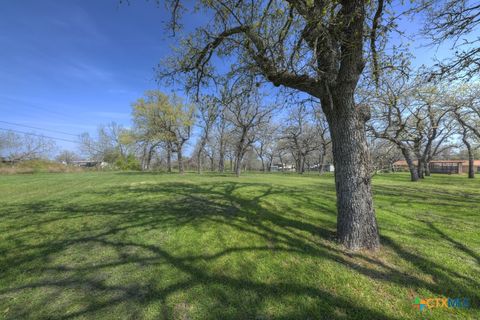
0, 0, 194, 151
0, 1, 467, 154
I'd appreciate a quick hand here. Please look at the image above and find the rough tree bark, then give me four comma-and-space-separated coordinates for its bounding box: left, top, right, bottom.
177, 147, 184, 174
210, 156, 215, 172
267, 154, 274, 172
400, 147, 419, 181
218, 152, 225, 172
318, 148, 326, 175
196, 137, 207, 174
141, 144, 149, 171
322, 91, 380, 250
424, 162, 431, 176
417, 160, 425, 179
234, 153, 242, 177
462, 131, 475, 179
166, 143, 172, 173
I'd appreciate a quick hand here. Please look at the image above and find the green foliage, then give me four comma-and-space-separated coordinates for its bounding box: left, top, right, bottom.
115, 153, 141, 171
132, 90, 195, 143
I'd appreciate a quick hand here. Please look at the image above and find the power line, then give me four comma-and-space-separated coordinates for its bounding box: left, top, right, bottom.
0, 120, 80, 137
0, 95, 75, 120
0, 127, 79, 144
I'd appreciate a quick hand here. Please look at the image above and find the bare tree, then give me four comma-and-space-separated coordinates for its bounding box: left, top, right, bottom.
423, 0, 480, 80
195, 96, 219, 173
56, 150, 80, 164
223, 85, 274, 177
281, 104, 320, 174
254, 122, 278, 172
447, 85, 480, 178
368, 68, 422, 181
369, 138, 403, 173
411, 85, 453, 177
0, 131, 56, 162
80, 122, 130, 163
171, 99, 194, 174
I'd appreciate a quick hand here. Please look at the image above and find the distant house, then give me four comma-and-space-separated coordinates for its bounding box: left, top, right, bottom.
69, 160, 108, 168
0, 157, 15, 165
309, 163, 335, 172
393, 160, 480, 174
274, 163, 296, 172
322, 164, 335, 172
274, 163, 335, 172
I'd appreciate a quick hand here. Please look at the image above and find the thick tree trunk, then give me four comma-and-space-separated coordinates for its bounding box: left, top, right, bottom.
301, 156, 306, 173
400, 148, 419, 181
177, 148, 184, 174
468, 156, 475, 178
234, 131, 247, 177
218, 142, 225, 173
417, 160, 424, 179
323, 93, 380, 250
197, 136, 208, 174
210, 156, 215, 172
463, 136, 475, 178
424, 161, 431, 176
294, 153, 302, 173
218, 155, 225, 172
196, 151, 202, 174
166, 144, 172, 173
141, 144, 148, 171
234, 157, 241, 177
267, 155, 273, 172
318, 148, 326, 175
145, 144, 156, 171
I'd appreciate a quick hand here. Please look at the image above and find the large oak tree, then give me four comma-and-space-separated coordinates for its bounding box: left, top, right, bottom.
159, 0, 389, 250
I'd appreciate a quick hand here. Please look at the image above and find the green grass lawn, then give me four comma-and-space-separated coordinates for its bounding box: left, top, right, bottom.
0, 172, 478, 319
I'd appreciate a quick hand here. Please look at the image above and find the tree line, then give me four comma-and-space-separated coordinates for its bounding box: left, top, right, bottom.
76, 85, 335, 177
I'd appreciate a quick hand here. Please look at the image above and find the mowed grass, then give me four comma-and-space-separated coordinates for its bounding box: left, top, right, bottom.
0, 172, 478, 320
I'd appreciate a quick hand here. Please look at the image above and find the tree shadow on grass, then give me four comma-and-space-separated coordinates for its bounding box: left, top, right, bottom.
0, 180, 478, 319
424, 221, 480, 265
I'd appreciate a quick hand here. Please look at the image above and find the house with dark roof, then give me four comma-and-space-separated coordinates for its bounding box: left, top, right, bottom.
393, 160, 480, 174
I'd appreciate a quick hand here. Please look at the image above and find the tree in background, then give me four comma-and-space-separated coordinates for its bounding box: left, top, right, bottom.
79, 122, 139, 170
222, 84, 275, 177
195, 95, 219, 173
55, 150, 80, 164
0, 131, 56, 162
169, 95, 195, 174
368, 139, 403, 173
215, 108, 231, 173
132, 91, 173, 171
411, 85, 453, 177
281, 104, 320, 174
132, 90, 195, 174
254, 122, 278, 172
446, 84, 480, 178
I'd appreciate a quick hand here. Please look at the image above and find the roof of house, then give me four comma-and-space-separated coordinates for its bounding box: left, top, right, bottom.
393, 160, 480, 166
